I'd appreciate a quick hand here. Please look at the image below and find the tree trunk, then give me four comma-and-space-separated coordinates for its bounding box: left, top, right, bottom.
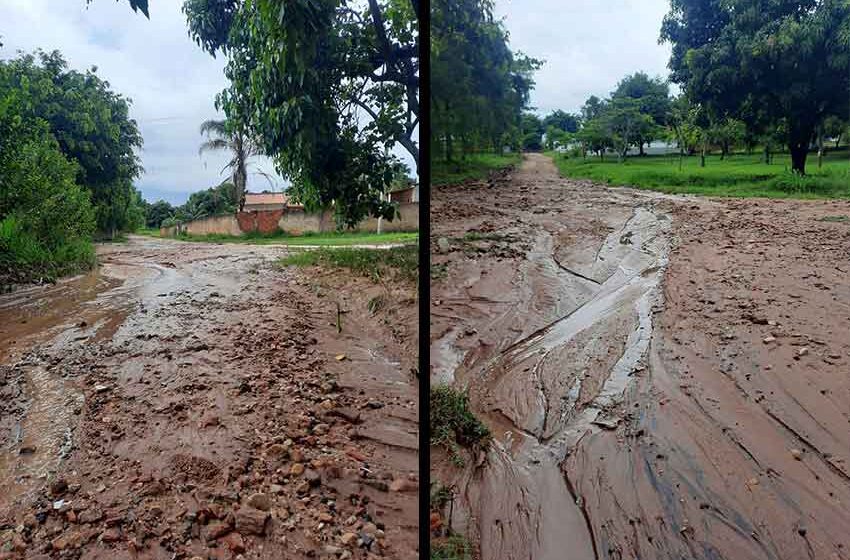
763, 144, 771, 165
835, 133, 842, 149
788, 122, 814, 175
639, 142, 645, 156
790, 144, 808, 175
700, 143, 706, 168
445, 134, 453, 163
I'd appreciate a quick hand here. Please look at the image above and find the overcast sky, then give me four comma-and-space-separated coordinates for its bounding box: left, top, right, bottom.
494, 0, 675, 117
0, 0, 286, 205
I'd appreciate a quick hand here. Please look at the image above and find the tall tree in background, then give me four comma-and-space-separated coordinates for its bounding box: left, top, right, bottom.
183, 0, 418, 227
431, 0, 540, 161
2, 50, 144, 237
611, 72, 670, 155
543, 110, 580, 134
198, 119, 262, 211
661, 0, 850, 174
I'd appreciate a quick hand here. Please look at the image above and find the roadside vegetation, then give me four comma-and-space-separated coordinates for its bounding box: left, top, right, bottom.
432, 153, 521, 185
430, 384, 491, 466
277, 245, 418, 284
548, 149, 850, 199
0, 50, 145, 288
430, 0, 539, 182
431, 535, 474, 560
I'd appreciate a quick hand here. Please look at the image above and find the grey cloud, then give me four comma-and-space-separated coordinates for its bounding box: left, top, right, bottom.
494, 0, 675, 116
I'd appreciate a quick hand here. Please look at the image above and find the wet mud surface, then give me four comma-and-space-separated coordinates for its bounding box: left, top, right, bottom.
0, 236, 418, 559
430, 153, 850, 560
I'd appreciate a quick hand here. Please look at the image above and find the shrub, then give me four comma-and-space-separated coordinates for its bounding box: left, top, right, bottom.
430, 384, 490, 466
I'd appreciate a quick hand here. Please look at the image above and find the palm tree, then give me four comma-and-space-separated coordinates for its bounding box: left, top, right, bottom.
198, 119, 262, 211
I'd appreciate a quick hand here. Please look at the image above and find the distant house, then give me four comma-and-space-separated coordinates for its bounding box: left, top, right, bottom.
389, 182, 419, 204
242, 192, 301, 212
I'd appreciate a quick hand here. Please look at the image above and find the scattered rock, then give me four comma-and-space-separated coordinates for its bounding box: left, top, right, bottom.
49, 478, 68, 496
219, 531, 246, 554
206, 521, 232, 540
235, 507, 269, 536
790, 448, 803, 461
305, 469, 322, 487
246, 492, 271, 511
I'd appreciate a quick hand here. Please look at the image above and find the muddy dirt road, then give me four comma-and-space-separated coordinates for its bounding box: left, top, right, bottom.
430, 153, 850, 560
0, 236, 418, 559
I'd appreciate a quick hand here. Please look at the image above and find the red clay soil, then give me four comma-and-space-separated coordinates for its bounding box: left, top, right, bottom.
430, 153, 850, 560
0, 236, 418, 559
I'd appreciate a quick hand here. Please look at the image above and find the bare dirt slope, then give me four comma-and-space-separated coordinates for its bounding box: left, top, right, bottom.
0, 236, 418, 559
430, 153, 850, 560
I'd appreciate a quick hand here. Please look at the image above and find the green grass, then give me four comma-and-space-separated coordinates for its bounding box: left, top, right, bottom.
135, 227, 161, 237
137, 228, 418, 246
431, 535, 474, 560
277, 244, 418, 284
432, 152, 521, 186
430, 385, 491, 467
546, 148, 850, 199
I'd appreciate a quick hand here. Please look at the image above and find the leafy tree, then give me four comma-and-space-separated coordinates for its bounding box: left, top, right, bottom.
198, 119, 264, 211
611, 72, 670, 155
577, 116, 613, 161
2, 51, 144, 237
601, 97, 656, 162
0, 69, 95, 278
431, 0, 540, 160
661, 0, 850, 174
580, 95, 605, 122
543, 110, 580, 134
708, 117, 746, 160
145, 200, 176, 229
183, 0, 418, 227
520, 113, 545, 151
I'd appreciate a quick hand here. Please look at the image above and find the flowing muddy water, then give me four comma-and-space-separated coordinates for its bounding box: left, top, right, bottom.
0, 235, 419, 559
431, 154, 850, 559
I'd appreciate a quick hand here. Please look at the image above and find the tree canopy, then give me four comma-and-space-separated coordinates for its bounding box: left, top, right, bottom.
431, 0, 540, 160
183, 0, 418, 227
661, 0, 850, 174
1, 50, 144, 237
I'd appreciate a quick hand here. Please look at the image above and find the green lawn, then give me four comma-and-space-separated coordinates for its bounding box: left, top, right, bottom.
432, 152, 521, 186
277, 245, 418, 283
136, 229, 418, 246
546, 149, 850, 199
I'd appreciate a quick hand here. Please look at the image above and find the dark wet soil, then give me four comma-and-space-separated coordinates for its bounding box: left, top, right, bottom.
430, 154, 850, 560
0, 236, 418, 559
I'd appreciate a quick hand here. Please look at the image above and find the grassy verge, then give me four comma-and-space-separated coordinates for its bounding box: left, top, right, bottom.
432, 152, 521, 186
138, 229, 418, 247
0, 216, 96, 290
277, 244, 418, 284
546, 149, 850, 199
430, 385, 490, 466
